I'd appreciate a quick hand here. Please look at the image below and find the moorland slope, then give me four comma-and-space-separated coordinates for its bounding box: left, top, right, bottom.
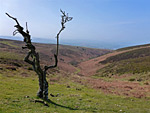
1, 38, 150, 112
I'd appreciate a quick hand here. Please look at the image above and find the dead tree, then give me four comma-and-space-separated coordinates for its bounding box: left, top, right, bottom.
6, 10, 72, 100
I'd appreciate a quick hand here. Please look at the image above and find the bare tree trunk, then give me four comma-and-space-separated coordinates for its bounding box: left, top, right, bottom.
6, 10, 72, 100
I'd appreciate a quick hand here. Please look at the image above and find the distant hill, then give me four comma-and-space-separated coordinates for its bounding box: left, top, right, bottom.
0, 36, 135, 49
78, 43, 150, 81
1, 38, 150, 100
0, 38, 112, 74
117, 43, 150, 51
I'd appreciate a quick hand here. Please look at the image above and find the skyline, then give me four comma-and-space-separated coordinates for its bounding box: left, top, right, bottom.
0, 0, 150, 49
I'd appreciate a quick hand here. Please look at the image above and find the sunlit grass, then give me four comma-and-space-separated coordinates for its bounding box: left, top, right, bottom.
0, 41, 19, 48
0, 72, 150, 113
0, 51, 24, 60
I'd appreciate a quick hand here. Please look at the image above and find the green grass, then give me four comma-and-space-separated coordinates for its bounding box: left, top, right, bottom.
0, 51, 24, 60
74, 67, 81, 74
97, 47, 150, 82
101, 47, 150, 64
97, 56, 150, 80
0, 72, 150, 113
0, 39, 150, 112
0, 41, 19, 48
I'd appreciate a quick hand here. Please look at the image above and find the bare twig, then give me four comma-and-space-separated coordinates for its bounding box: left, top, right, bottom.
6, 13, 20, 26
56, 9, 73, 56
26, 22, 29, 34
44, 10, 73, 72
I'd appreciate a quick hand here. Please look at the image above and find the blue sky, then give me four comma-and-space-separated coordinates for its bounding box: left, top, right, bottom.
0, 0, 150, 49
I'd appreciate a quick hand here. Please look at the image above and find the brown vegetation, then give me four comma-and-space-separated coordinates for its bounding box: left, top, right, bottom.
1, 38, 150, 98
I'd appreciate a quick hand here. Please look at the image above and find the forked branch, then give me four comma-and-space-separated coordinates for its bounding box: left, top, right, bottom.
56, 9, 73, 56
6, 13, 32, 45
44, 10, 73, 71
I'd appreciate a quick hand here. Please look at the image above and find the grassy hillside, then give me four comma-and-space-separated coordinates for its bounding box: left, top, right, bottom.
96, 44, 150, 82
100, 47, 150, 64
0, 38, 112, 73
1, 70, 150, 113
1, 38, 150, 112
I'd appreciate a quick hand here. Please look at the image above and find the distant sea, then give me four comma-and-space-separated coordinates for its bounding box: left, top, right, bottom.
0, 36, 147, 50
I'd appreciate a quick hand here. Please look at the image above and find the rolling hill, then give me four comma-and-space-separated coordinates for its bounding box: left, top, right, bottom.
78, 43, 150, 78
77, 43, 150, 98
0, 38, 112, 74
0, 38, 150, 112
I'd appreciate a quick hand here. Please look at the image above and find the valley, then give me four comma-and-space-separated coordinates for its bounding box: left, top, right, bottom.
0, 38, 150, 112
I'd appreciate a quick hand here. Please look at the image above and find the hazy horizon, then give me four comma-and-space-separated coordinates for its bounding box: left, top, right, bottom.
1, 0, 150, 49
0, 35, 149, 50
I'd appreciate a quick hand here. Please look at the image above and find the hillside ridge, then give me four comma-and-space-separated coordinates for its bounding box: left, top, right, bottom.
78, 44, 150, 76
1, 38, 150, 101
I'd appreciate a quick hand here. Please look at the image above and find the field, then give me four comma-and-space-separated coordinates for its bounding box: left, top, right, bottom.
0, 38, 150, 112
1, 71, 150, 113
